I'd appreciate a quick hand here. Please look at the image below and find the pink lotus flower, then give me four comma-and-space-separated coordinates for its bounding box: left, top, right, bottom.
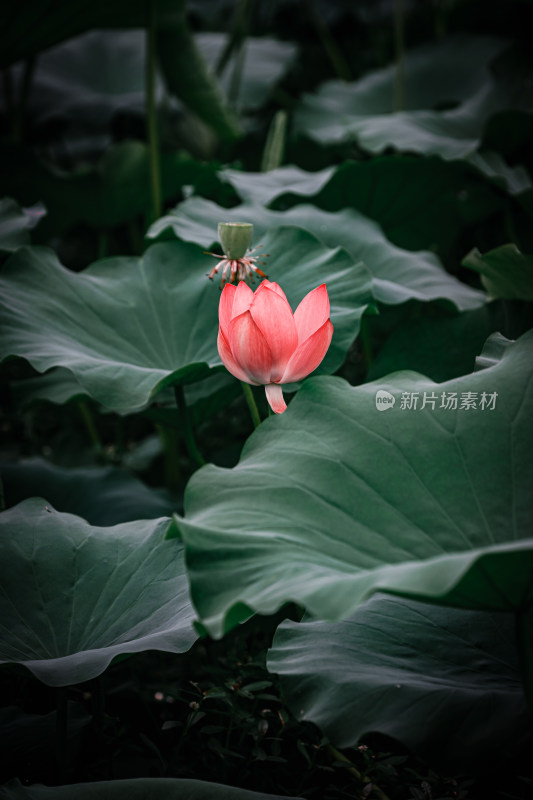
217, 279, 334, 414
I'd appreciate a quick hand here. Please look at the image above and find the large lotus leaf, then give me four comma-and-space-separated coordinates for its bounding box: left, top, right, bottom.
0, 777, 300, 800
306, 156, 503, 264
267, 594, 532, 770
1, 458, 176, 525
466, 151, 533, 197
217, 165, 335, 206
11, 367, 239, 434
474, 331, 515, 372
0, 242, 220, 413
0, 704, 91, 765
11, 31, 165, 148
196, 34, 297, 111
463, 243, 533, 300
0, 0, 184, 68
293, 35, 529, 160
149, 155, 502, 273
11, 368, 92, 409
0, 230, 372, 413
1, 141, 224, 238
148, 197, 485, 310
0, 198, 45, 254
15, 28, 279, 144
0, 498, 196, 686
367, 300, 533, 383
174, 332, 533, 638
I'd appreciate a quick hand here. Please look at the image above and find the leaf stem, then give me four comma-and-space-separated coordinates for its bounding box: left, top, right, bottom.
215, 0, 254, 76
241, 382, 261, 428
359, 315, 373, 372
156, 423, 181, 491
146, 0, 162, 224
515, 610, 533, 716
174, 385, 206, 467
393, 0, 405, 111
261, 110, 288, 172
305, 0, 351, 81
77, 400, 103, 453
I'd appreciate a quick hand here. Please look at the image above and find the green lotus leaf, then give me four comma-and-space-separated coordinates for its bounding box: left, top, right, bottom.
0, 499, 196, 686
218, 165, 335, 206
307, 156, 503, 265
466, 151, 533, 196
11, 368, 92, 409
293, 35, 529, 162
11, 31, 165, 148
149, 195, 485, 309
0, 230, 372, 413
268, 595, 531, 770
1, 458, 176, 525
474, 331, 516, 371
463, 243, 533, 300
196, 34, 298, 111
367, 301, 533, 383
0, 0, 185, 68
1, 141, 224, 239
174, 332, 533, 638
0, 198, 45, 254
0, 704, 91, 769
0, 777, 300, 800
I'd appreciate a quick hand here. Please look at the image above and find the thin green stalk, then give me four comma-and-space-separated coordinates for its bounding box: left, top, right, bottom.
77, 400, 103, 453
393, 0, 405, 111
241, 382, 261, 428
359, 315, 373, 372
328, 744, 391, 800
305, 0, 352, 81
227, 40, 247, 111
55, 687, 68, 783
156, 423, 182, 491
146, 0, 162, 224
174, 385, 205, 468
13, 55, 36, 145
215, 0, 254, 76
261, 110, 288, 172
516, 611, 533, 716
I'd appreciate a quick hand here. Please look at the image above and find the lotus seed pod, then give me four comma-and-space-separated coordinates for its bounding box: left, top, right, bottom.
218, 222, 253, 260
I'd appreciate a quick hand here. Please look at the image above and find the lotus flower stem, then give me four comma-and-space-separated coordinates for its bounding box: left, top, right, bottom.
174, 385, 206, 468
516, 610, 533, 716
241, 381, 261, 428
145, 0, 162, 224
